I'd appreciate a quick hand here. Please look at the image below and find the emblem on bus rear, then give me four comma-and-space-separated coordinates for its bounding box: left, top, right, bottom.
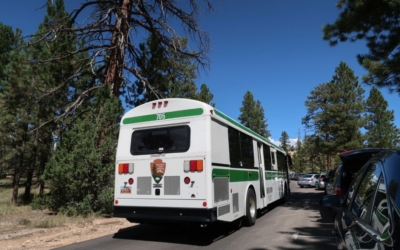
150, 159, 166, 184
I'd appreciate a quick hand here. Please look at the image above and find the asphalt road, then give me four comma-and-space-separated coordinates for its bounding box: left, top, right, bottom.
56, 181, 337, 250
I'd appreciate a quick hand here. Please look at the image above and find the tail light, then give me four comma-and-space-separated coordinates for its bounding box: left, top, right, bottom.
307, 178, 312, 182
335, 187, 342, 196
183, 160, 203, 172
118, 163, 134, 174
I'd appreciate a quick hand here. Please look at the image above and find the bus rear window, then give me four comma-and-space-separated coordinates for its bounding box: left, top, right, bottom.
130, 125, 190, 155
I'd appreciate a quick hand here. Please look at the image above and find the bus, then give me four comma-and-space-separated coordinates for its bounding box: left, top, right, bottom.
113, 98, 292, 227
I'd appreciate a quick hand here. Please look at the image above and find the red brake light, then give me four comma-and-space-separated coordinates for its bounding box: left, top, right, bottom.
118, 163, 134, 174
335, 187, 342, 196
190, 161, 197, 171
128, 178, 134, 185
184, 177, 191, 184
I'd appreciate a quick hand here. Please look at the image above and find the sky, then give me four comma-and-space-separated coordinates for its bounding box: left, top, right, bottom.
1, 0, 399, 146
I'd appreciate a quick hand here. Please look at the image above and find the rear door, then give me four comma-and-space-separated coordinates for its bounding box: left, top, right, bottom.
338, 162, 388, 250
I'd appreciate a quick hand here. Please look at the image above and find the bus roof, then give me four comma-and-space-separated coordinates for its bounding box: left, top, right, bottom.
121, 98, 285, 153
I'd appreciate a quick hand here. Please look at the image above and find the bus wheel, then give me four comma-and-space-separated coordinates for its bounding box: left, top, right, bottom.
243, 188, 257, 226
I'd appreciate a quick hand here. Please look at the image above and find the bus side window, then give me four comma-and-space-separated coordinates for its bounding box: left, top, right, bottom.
228, 127, 241, 168
277, 151, 286, 176
240, 132, 254, 169
271, 151, 276, 166
263, 144, 272, 171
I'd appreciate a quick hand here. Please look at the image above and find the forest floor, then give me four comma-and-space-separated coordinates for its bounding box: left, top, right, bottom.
0, 176, 135, 250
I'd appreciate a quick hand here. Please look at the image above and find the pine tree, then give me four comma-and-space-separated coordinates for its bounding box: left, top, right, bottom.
364, 87, 400, 148
128, 35, 199, 107
323, 0, 400, 94
25, 0, 86, 200
195, 83, 215, 107
238, 91, 270, 138
302, 62, 365, 169
0, 39, 35, 205
279, 131, 290, 152
39, 89, 124, 215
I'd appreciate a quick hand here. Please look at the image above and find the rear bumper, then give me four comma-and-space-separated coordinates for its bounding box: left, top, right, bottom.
113, 206, 218, 224
298, 181, 315, 186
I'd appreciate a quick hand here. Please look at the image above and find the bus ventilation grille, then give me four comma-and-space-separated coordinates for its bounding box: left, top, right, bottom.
214, 177, 229, 203
164, 176, 180, 195
218, 204, 230, 217
232, 193, 239, 213
137, 177, 152, 195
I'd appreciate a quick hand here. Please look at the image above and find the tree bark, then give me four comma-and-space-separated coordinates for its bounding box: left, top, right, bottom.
105, 0, 132, 97
24, 130, 38, 201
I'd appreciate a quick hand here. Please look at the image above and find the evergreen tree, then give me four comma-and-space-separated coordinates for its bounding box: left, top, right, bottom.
0, 38, 35, 205
26, 0, 87, 200
0, 23, 18, 81
238, 91, 271, 137
279, 131, 290, 152
195, 83, 215, 107
0, 23, 19, 178
302, 62, 365, 169
38, 89, 124, 215
323, 0, 400, 94
128, 35, 199, 107
364, 87, 400, 148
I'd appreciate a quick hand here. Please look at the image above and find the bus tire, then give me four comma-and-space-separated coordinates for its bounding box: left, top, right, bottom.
243, 188, 257, 227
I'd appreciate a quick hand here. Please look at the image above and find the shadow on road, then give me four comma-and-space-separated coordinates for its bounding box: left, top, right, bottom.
113, 186, 337, 249
274, 186, 337, 250
113, 221, 241, 246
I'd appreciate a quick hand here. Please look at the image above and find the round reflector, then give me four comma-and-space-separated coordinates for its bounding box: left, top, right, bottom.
184, 177, 191, 184
128, 178, 134, 185
203, 202, 207, 207
115, 200, 119, 204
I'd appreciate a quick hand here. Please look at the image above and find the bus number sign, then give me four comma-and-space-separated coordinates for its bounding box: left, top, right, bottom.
156, 113, 165, 120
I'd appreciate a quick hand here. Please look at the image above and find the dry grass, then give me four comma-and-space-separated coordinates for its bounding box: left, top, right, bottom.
0, 177, 97, 233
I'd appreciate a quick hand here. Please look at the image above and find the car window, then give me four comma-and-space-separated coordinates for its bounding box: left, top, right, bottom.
350, 162, 382, 224
332, 166, 340, 184
345, 166, 365, 207
302, 174, 312, 178
370, 176, 390, 235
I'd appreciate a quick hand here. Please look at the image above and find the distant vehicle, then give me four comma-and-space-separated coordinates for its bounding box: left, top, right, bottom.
298, 174, 319, 188
296, 173, 304, 181
321, 169, 335, 193
315, 173, 326, 190
321, 149, 400, 250
324, 148, 386, 213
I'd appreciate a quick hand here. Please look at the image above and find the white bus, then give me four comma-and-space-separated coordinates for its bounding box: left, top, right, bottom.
113, 98, 292, 227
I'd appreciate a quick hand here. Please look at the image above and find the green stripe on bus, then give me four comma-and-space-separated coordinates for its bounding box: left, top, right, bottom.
265, 171, 284, 180
212, 168, 259, 182
123, 108, 203, 124
214, 109, 284, 152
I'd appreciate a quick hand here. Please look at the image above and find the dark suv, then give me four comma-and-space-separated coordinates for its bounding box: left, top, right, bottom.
324, 148, 387, 212
321, 149, 400, 250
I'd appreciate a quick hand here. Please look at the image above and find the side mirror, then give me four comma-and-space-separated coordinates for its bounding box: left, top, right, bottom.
320, 194, 340, 208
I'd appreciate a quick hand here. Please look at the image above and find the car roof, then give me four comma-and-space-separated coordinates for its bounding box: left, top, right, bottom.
339, 148, 387, 167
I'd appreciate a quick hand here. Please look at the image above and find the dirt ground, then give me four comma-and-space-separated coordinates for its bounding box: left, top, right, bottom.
1, 214, 135, 250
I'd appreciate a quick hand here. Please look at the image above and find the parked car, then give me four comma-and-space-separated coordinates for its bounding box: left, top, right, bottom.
296, 173, 304, 181
321, 149, 400, 250
324, 148, 386, 211
322, 168, 335, 193
298, 173, 319, 188
315, 173, 326, 190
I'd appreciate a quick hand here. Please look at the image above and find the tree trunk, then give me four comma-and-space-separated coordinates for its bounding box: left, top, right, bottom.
11, 150, 24, 205
105, 0, 132, 97
24, 130, 38, 201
